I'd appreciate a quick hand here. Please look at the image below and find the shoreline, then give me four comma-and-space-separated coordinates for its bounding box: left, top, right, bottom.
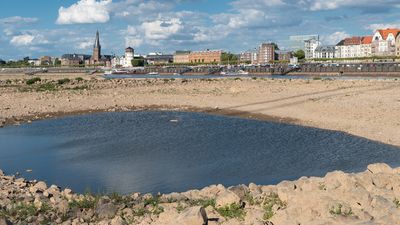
1, 163, 400, 224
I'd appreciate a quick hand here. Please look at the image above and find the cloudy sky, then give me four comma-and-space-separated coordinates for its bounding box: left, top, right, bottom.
0, 0, 399, 59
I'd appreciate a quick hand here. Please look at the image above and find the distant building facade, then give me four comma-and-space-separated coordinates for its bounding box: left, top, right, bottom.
145, 53, 173, 65
61, 54, 90, 66
314, 45, 336, 59
189, 50, 222, 64
289, 35, 319, 51
173, 51, 191, 64
28, 59, 40, 66
396, 34, 400, 56
40, 56, 52, 66
275, 50, 294, 61
371, 28, 400, 56
257, 43, 275, 64
112, 47, 135, 68
336, 36, 372, 58
304, 38, 321, 59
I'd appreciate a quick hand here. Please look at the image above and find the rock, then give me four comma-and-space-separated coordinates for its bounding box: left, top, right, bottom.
174, 206, 208, 225
228, 185, 249, 200
368, 163, 393, 174
215, 190, 241, 207
57, 200, 69, 215
32, 181, 47, 193
110, 216, 127, 225
0, 218, 13, 225
0, 169, 3, 176
96, 203, 117, 219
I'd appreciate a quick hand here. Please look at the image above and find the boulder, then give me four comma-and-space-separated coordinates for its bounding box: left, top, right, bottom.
0, 218, 13, 225
174, 206, 208, 225
215, 190, 241, 208
367, 164, 393, 174
0, 169, 4, 176
110, 216, 127, 225
96, 203, 117, 219
31, 181, 47, 193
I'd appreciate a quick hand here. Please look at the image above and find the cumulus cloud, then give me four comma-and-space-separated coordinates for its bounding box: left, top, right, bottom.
322, 31, 350, 45
141, 18, 182, 40
366, 23, 400, 31
10, 34, 49, 47
56, 0, 112, 24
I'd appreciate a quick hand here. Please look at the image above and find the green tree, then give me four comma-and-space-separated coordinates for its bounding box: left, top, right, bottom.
271, 43, 279, 50
131, 58, 145, 67
221, 52, 239, 64
294, 50, 305, 60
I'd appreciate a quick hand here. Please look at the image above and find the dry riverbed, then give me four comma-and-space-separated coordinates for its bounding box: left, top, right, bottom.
1, 75, 400, 224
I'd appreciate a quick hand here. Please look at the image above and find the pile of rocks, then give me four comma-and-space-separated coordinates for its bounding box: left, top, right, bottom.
1, 163, 400, 224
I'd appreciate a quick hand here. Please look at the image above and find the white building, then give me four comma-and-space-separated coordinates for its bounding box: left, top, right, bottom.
111, 47, 135, 68
336, 36, 372, 58
27, 59, 41, 66
371, 29, 400, 56
314, 45, 336, 59
304, 38, 321, 59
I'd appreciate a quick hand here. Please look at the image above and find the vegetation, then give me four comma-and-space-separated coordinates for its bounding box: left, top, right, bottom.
26, 77, 41, 85
57, 78, 71, 85
270, 42, 280, 50
3, 203, 38, 221
188, 198, 216, 208
294, 50, 305, 60
394, 199, 400, 208
75, 77, 84, 81
36, 83, 57, 92
262, 193, 287, 220
216, 203, 246, 220
131, 58, 145, 67
221, 52, 239, 64
329, 204, 353, 217
69, 196, 98, 209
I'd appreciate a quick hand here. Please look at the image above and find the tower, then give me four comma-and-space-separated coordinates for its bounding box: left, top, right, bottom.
92, 31, 101, 62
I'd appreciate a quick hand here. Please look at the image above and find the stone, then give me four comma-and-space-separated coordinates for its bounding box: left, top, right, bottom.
0, 218, 13, 225
215, 190, 241, 208
57, 200, 69, 215
32, 181, 47, 193
174, 206, 208, 225
0, 169, 4, 176
367, 163, 393, 174
110, 216, 127, 225
96, 203, 117, 219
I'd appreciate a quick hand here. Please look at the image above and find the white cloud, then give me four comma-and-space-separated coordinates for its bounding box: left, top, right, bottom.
141, 18, 182, 40
124, 25, 143, 47
78, 40, 94, 49
10, 34, 48, 46
322, 31, 349, 45
56, 0, 112, 24
366, 23, 400, 31
0, 16, 38, 25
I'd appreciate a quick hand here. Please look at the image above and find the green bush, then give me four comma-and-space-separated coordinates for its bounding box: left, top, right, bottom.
57, 78, 71, 85
75, 77, 84, 81
26, 77, 41, 85
216, 203, 246, 220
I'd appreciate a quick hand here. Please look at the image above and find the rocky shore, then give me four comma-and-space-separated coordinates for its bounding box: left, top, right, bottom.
1, 163, 400, 225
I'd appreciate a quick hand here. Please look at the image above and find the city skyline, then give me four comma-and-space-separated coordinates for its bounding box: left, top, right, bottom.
0, 0, 400, 59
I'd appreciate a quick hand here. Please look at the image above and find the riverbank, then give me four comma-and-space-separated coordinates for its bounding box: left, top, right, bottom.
1, 163, 400, 224
0, 75, 399, 146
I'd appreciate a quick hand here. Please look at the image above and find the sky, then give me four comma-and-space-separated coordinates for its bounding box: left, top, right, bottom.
0, 0, 399, 59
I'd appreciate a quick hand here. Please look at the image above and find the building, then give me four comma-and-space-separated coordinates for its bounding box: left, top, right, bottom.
314, 45, 336, 59
112, 47, 135, 68
360, 36, 373, 58
304, 38, 321, 59
40, 56, 52, 66
85, 31, 112, 67
275, 50, 294, 61
396, 34, 400, 56
61, 54, 90, 66
173, 51, 191, 64
336, 36, 372, 58
0, 59, 5, 65
189, 50, 222, 64
289, 35, 319, 50
257, 43, 275, 64
372, 28, 400, 56
240, 51, 258, 64
145, 53, 173, 65
27, 59, 40, 66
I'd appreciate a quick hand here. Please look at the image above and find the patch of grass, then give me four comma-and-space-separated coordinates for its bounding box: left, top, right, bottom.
394, 199, 400, 208
57, 78, 71, 85
176, 202, 186, 213
69, 85, 89, 90
8, 203, 37, 221
69, 196, 97, 209
151, 205, 164, 215
216, 203, 246, 220
109, 192, 129, 205
244, 192, 256, 206
188, 198, 216, 208
26, 77, 41, 85
132, 208, 149, 217
181, 79, 189, 83
144, 196, 160, 207
319, 183, 327, 191
234, 77, 242, 81
313, 77, 322, 80
75, 77, 84, 81
36, 83, 57, 92
252, 77, 258, 80
5, 79, 12, 84
262, 193, 287, 220
329, 204, 353, 217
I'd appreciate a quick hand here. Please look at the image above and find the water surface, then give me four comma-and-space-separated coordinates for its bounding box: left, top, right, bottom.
0, 111, 399, 194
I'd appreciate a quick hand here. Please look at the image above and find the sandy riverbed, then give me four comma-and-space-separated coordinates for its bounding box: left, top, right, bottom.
0, 74, 399, 146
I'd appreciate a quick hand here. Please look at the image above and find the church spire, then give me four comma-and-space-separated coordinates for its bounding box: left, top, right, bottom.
94, 30, 101, 49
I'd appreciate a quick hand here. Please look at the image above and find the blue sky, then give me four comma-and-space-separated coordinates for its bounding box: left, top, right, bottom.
0, 0, 399, 59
